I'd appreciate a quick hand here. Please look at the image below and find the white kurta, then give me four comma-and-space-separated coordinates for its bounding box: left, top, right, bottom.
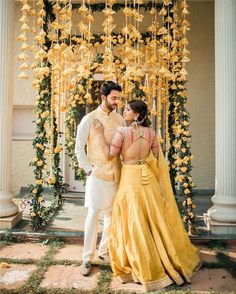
85, 174, 118, 209
75, 107, 124, 210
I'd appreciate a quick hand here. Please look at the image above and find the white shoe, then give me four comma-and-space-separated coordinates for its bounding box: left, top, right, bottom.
98, 253, 110, 264
80, 261, 92, 276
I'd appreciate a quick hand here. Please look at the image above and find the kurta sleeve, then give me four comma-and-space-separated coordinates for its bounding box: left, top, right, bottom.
110, 127, 124, 156
75, 115, 92, 173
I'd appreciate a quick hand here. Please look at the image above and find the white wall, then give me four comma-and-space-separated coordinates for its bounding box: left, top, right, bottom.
187, 1, 215, 190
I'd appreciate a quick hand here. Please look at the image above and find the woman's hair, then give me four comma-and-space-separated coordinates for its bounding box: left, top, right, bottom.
128, 99, 151, 127
100, 81, 122, 96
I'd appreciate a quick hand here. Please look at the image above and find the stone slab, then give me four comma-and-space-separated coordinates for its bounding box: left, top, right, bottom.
46, 204, 104, 232
0, 264, 36, 290
227, 247, 236, 262
0, 211, 23, 229
199, 246, 218, 263
54, 245, 83, 261
0, 243, 48, 260
190, 268, 236, 291
40, 265, 99, 290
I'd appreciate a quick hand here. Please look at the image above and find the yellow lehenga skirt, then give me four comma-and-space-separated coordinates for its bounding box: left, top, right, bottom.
108, 150, 201, 292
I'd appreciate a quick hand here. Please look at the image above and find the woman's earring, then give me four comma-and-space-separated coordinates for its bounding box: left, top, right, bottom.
132, 117, 138, 128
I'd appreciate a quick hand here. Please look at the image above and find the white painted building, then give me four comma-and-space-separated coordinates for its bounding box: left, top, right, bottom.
0, 0, 235, 234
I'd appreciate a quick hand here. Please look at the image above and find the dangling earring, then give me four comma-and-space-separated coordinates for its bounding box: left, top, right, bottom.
132, 116, 138, 128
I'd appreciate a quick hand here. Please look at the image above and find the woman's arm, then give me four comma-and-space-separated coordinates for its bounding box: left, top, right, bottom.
98, 134, 114, 161
151, 129, 159, 159
93, 119, 123, 160
93, 119, 113, 160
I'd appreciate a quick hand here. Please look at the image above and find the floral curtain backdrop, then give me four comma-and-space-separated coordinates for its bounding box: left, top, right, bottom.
17, 0, 196, 234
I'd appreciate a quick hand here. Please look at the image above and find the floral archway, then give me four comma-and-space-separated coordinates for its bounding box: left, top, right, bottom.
17, 0, 196, 233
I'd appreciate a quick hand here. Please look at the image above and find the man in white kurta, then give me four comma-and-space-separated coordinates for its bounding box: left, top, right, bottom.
75, 81, 125, 276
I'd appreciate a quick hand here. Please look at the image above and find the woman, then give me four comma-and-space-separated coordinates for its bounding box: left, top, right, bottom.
93, 100, 201, 292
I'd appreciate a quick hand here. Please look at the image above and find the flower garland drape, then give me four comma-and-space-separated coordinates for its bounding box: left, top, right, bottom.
17, 0, 197, 233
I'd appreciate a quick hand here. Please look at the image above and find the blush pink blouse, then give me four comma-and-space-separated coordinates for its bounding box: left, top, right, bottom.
110, 126, 158, 158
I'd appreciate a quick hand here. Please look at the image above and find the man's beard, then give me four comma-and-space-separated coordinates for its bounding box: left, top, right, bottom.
105, 97, 116, 111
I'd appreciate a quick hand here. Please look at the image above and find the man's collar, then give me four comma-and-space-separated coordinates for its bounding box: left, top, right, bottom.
97, 105, 114, 116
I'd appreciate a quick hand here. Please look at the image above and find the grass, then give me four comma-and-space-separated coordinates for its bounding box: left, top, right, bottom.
0, 238, 236, 294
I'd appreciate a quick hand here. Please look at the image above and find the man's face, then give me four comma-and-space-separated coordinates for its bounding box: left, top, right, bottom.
102, 90, 121, 111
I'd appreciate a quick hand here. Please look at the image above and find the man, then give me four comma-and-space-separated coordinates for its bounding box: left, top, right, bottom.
75, 81, 125, 276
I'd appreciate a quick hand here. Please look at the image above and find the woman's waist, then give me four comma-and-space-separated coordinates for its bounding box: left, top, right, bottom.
120, 163, 148, 182
122, 158, 147, 165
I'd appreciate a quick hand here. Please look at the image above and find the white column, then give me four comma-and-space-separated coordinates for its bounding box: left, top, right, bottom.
0, 0, 19, 217
207, 0, 236, 233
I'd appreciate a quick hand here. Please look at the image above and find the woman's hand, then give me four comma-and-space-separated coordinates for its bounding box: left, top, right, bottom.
93, 119, 104, 134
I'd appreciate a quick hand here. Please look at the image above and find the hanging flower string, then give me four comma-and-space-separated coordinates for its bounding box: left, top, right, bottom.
16, 0, 197, 233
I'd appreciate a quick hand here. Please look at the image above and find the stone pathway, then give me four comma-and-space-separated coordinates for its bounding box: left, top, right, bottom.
0, 241, 235, 293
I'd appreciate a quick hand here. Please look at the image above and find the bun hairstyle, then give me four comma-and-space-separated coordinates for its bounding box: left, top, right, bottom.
100, 81, 122, 97
128, 99, 151, 127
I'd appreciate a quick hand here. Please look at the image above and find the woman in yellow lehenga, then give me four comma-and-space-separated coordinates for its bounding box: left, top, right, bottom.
94, 99, 201, 292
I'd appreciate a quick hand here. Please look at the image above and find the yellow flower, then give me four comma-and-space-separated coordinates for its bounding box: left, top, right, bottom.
36, 143, 44, 150
184, 188, 190, 194
36, 179, 43, 185
32, 189, 38, 194
84, 93, 91, 100
181, 148, 186, 153
183, 121, 189, 126
54, 145, 63, 153
37, 160, 43, 166
38, 197, 44, 203
18, 71, 29, 79
177, 177, 183, 183
183, 131, 189, 136
183, 216, 188, 222
48, 177, 56, 185
151, 109, 158, 116
192, 204, 197, 209
182, 200, 186, 207
187, 198, 192, 205
33, 157, 38, 162
60, 105, 66, 112
41, 111, 49, 118
183, 182, 188, 188
188, 212, 194, 219
71, 101, 76, 108
31, 211, 37, 217
181, 167, 187, 173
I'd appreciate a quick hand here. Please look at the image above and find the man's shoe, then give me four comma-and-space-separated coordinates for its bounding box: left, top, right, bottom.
80, 261, 92, 276
98, 253, 110, 264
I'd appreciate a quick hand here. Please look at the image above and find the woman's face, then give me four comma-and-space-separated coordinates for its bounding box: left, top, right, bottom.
123, 104, 138, 122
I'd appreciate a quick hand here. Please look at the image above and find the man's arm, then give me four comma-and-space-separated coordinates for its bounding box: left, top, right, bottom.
75, 115, 92, 174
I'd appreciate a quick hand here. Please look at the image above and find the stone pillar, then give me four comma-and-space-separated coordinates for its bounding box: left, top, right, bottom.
206, 0, 236, 234
0, 0, 20, 226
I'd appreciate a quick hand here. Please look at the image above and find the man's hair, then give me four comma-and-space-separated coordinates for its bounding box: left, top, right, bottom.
100, 81, 122, 97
